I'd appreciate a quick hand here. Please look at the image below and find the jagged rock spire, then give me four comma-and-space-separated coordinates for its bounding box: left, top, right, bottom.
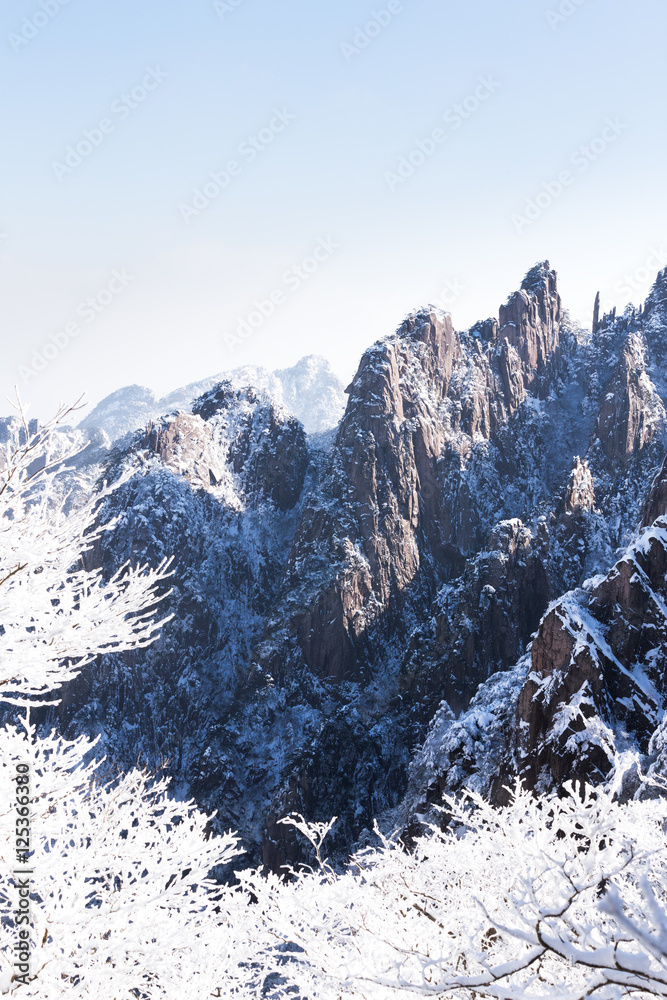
593, 291, 601, 333
498, 261, 561, 391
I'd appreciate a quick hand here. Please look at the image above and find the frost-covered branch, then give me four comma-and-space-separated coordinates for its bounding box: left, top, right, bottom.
0, 400, 255, 998
241, 779, 667, 999
0, 717, 249, 998
0, 401, 172, 703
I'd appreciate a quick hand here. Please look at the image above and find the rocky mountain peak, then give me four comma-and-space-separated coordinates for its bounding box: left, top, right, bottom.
35, 258, 667, 874
140, 412, 224, 492
593, 291, 601, 334
498, 261, 561, 391
520, 259, 556, 295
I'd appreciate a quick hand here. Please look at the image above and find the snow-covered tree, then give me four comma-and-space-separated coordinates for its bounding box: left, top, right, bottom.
0, 403, 248, 997
241, 772, 667, 999
0, 401, 173, 705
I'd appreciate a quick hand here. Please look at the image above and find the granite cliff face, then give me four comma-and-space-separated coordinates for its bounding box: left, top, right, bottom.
511, 515, 667, 799
498, 261, 562, 392
32, 262, 667, 869
404, 270, 667, 829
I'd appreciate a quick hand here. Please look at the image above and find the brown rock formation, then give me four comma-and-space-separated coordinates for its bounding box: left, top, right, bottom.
402, 518, 550, 719
516, 518, 667, 791
563, 457, 595, 513
255, 268, 570, 692
141, 412, 223, 489
594, 335, 664, 464
642, 453, 667, 526
499, 340, 525, 415
498, 261, 561, 392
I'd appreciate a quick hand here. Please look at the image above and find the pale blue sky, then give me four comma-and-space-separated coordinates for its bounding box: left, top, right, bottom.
1, 0, 666, 419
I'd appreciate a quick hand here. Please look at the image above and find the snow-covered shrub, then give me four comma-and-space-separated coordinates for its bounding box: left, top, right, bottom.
0, 403, 247, 997
242, 776, 667, 999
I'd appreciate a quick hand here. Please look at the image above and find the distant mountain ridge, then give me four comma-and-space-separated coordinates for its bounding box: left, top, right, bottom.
79, 354, 347, 441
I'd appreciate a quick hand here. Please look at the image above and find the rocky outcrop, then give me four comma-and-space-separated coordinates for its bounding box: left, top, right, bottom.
401, 517, 550, 722
515, 516, 667, 792
136, 387, 310, 510
404, 505, 667, 826
36, 260, 667, 874
593, 334, 664, 464
642, 452, 667, 527
253, 269, 573, 697
251, 311, 469, 685
141, 413, 225, 490
563, 457, 595, 513
498, 340, 525, 415
401, 268, 667, 830
498, 261, 561, 393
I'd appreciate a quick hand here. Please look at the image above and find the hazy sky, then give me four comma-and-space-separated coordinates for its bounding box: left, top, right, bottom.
2, 0, 667, 420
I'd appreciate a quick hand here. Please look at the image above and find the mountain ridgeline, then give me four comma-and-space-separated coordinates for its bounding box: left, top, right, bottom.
29, 261, 667, 869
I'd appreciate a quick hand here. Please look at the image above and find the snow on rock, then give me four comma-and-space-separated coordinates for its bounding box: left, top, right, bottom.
514, 516, 667, 794
80, 355, 346, 442
22, 260, 667, 870
79, 384, 158, 444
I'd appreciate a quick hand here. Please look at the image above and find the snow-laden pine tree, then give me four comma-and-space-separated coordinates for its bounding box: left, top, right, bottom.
0, 404, 249, 998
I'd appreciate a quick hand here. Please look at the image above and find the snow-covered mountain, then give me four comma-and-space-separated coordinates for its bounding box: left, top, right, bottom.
30, 261, 667, 870
79, 355, 346, 442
